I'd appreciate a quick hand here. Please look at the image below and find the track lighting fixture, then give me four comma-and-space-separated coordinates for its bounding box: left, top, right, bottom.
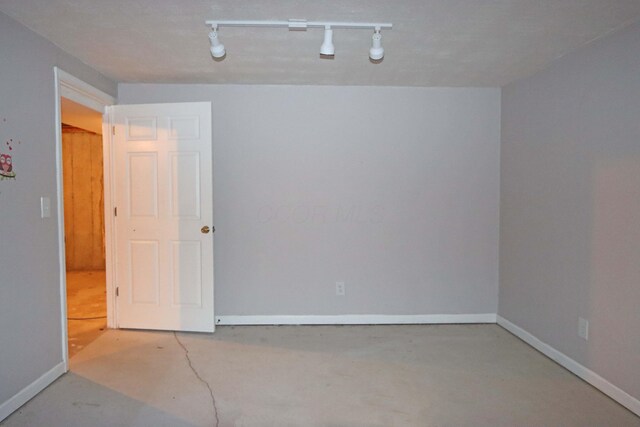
320, 26, 335, 57
369, 28, 384, 61
206, 19, 392, 62
208, 29, 226, 59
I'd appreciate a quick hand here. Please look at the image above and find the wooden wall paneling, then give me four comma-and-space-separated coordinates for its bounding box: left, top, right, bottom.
62, 132, 75, 269
90, 132, 105, 269
72, 131, 93, 269
62, 125, 105, 271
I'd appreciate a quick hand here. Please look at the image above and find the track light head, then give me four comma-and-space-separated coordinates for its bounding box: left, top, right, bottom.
369, 29, 384, 61
320, 26, 335, 57
209, 30, 226, 59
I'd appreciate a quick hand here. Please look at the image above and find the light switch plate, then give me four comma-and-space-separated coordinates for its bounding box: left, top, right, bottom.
578, 317, 589, 340
41, 196, 51, 218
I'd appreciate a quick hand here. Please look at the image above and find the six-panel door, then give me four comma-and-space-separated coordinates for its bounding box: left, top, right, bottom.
113, 102, 214, 332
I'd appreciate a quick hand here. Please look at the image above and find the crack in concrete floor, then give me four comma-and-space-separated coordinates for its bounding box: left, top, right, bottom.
174, 332, 220, 427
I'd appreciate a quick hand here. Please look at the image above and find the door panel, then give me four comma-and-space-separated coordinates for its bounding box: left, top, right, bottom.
129, 240, 160, 304
128, 153, 158, 218
113, 102, 214, 332
171, 240, 202, 306
170, 152, 200, 219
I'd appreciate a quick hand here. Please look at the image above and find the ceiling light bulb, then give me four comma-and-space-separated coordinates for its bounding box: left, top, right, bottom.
320, 27, 335, 56
209, 30, 226, 58
369, 30, 384, 61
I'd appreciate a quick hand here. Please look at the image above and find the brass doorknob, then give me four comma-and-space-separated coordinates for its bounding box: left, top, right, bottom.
201, 226, 210, 234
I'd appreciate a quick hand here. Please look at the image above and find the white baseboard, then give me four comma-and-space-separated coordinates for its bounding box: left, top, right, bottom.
217, 313, 497, 325
0, 362, 66, 422
497, 315, 640, 417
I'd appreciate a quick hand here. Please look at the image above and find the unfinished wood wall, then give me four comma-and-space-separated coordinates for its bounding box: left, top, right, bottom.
62, 125, 105, 270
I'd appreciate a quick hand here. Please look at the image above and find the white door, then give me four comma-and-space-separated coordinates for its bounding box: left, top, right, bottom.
112, 102, 214, 332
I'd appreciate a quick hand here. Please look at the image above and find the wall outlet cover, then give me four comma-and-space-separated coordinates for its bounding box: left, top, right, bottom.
40, 196, 51, 218
578, 317, 589, 340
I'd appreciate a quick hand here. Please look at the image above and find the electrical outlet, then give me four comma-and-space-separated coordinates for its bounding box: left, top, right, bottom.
335, 281, 345, 296
578, 317, 589, 340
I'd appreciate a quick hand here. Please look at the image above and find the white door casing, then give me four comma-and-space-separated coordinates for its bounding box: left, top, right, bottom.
54, 67, 116, 371
112, 102, 214, 332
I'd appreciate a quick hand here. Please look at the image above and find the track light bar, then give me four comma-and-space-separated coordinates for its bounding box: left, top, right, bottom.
206, 19, 392, 61
205, 20, 392, 31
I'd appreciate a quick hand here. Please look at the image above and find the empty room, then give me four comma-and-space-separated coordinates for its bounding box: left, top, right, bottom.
0, 1, 639, 426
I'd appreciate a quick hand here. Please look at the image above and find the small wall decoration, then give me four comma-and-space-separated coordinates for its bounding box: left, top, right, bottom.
0, 117, 19, 181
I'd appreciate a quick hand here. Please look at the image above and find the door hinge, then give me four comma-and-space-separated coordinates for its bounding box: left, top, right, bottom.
116, 287, 119, 297
112, 125, 116, 135
114, 207, 117, 216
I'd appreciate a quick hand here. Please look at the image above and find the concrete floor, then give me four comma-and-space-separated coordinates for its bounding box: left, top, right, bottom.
2, 325, 639, 427
66, 270, 107, 358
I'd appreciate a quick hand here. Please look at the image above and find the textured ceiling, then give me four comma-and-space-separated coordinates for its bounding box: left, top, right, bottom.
1, 0, 640, 87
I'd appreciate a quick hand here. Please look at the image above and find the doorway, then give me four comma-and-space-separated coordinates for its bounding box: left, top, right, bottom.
60, 99, 106, 357
54, 67, 116, 369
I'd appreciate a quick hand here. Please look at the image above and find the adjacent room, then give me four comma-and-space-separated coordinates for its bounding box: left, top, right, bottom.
61, 97, 108, 357
0, 1, 639, 426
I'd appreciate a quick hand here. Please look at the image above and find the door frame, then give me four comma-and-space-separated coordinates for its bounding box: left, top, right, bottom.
54, 67, 116, 371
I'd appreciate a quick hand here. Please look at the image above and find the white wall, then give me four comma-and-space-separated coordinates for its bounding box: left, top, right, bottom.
500, 21, 640, 403
0, 11, 116, 415
119, 84, 501, 317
